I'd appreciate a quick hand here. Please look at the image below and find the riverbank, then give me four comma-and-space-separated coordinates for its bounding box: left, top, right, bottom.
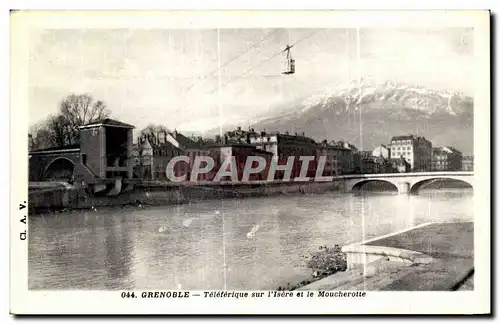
28, 180, 344, 214
296, 221, 474, 291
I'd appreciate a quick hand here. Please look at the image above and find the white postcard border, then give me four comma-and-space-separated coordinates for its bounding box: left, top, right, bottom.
10, 10, 491, 315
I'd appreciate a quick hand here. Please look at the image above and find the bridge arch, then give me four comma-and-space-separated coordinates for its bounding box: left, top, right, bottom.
351, 179, 399, 192
410, 177, 473, 195
42, 157, 76, 181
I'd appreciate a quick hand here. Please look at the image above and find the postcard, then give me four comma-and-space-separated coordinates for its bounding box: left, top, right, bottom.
10, 10, 490, 315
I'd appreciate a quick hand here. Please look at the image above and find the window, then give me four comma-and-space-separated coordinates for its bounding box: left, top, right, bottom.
407, 146, 411, 150
82, 154, 87, 165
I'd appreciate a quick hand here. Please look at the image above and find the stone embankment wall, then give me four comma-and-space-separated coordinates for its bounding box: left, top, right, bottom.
28, 180, 346, 214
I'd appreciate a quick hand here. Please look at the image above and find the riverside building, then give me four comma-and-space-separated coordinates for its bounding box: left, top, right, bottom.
389, 135, 432, 172
248, 130, 318, 180
432, 146, 463, 171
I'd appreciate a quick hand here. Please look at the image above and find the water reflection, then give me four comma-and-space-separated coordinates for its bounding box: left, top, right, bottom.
103, 216, 134, 289
29, 188, 473, 290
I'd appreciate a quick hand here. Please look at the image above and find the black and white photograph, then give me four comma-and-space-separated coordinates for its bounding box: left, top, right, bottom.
10, 10, 490, 315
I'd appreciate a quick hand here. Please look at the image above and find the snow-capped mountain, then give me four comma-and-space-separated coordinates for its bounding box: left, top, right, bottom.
209, 80, 474, 154
300, 79, 473, 117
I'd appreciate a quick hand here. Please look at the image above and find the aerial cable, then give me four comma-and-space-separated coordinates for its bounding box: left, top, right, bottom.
184, 28, 283, 92
171, 29, 283, 117
173, 28, 325, 119
206, 28, 325, 95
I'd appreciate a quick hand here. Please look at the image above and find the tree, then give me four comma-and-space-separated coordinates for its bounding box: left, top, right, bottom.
28, 114, 72, 149
140, 124, 170, 136
28, 94, 111, 150
139, 124, 171, 144
47, 114, 72, 147
59, 94, 110, 144
28, 122, 53, 150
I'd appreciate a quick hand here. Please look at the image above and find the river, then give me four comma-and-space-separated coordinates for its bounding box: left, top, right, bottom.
28, 188, 473, 290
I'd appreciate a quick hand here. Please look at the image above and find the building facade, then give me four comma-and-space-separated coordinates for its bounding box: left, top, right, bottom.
330, 142, 354, 175
248, 131, 318, 180
389, 135, 432, 172
332, 141, 355, 174
462, 155, 474, 171
432, 146, 463, 171
315, 140, 353, 177
79, 119, 135, 180
29, 118, 137, 195
204, 143, 274, 181
133, 130, 205, 181
372, 145, 391, 159
133, 133, 184, 180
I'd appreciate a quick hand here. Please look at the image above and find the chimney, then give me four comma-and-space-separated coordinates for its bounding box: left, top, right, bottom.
301, 132, 305, 137
237, 126, 242, 131
215, 134, 221, 143
294, 132, 298, 136
285, 131, 289, 135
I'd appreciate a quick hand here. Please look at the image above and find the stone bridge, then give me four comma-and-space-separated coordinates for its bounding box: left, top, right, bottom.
29, 147, 96, 184
29, 148, 81, 181
337, 171, 473, 195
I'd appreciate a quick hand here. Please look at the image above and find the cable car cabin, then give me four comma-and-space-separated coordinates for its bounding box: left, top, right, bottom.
282, 44, 295, 75
282, 58, 295, 75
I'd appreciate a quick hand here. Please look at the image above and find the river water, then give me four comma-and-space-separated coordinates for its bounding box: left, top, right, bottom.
28, 188, 473, 290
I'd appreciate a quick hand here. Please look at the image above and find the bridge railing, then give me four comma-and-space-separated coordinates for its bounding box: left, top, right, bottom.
335, 171, 473, 180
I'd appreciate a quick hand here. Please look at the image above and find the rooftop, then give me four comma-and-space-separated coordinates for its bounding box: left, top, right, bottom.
172, 131, 204, 149
248, 130, 314, 140
391, 134, 430, 143
441, 146, 462, 154
204, 141, 255, 149
79, 118, 135, 129
138, 137, 182, 152
391, 135, 415, 141
203, 142, 273, 155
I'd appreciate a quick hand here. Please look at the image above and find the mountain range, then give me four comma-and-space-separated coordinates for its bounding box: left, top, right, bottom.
206, 80, 474, 155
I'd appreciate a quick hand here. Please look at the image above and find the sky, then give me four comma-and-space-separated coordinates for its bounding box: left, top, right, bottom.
28, 27, 474, 133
